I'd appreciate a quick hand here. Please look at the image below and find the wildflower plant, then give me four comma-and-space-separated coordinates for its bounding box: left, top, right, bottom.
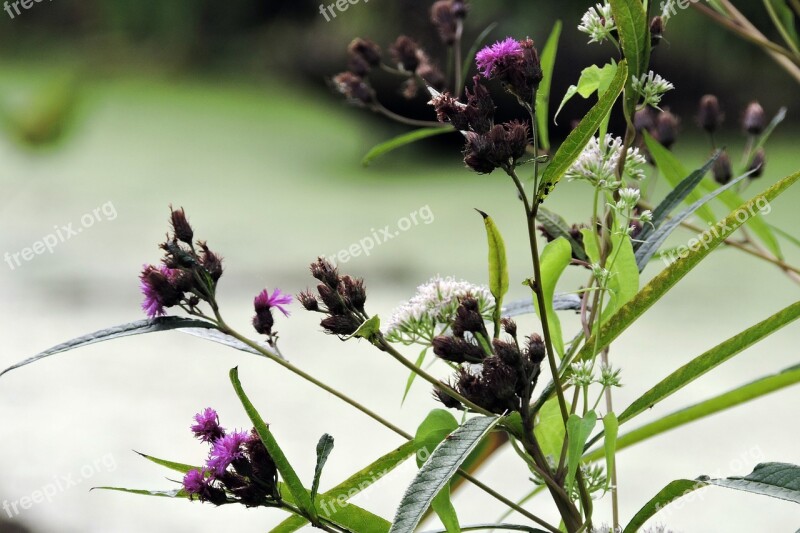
3, 1, 800, 533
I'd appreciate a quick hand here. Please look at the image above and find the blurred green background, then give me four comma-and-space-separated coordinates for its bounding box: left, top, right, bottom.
0, 2, 798, 533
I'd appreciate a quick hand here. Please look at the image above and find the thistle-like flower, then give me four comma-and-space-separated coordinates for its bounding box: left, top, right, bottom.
632, 71, 675, 109
475, 37, 523, 77
385, 277, 494, 344
565, 134, 647, 186
191, 408, 225, 443
578, 3, 616, 44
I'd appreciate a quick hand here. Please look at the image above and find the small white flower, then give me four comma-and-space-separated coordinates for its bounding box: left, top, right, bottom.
578, 3, 616, 44
632, 71, 675, 109
639, 209, 653, 225
591, 263, 611, 285
599, 364, 622, 388
618, 187, 641, 208
385, 277, 495, 345
565, 134, 647, 185
568, 361, 596, 387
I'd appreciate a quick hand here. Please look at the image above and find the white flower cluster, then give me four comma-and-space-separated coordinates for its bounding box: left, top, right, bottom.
385, 276, 495, 345
632, 71, 675, 109
578, 3, 616, 44
565, 134, 647, 187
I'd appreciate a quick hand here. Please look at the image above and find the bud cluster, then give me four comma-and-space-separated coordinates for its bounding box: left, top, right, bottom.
183, 408, 279, 508
139, 207, 224, 319
300, 258, 369, 337
433, 308, 546, 415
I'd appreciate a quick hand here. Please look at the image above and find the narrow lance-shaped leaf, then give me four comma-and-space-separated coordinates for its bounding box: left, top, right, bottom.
583, 364, 800, 462
634, 150, 722, 248
415, 410, 461, 533
362, 127, 452, 167
229, 367, 317, 521
92, 487, 189, 499
619, 301, 800, 425
608, 0, 650, 116
532, 238, 572, 357
0, 317, 249, 378
634, 169, 754, 269
624, 463, 800, 532
272, 441, 416, 533
402, 347, 429, 404
574, 170, 800, 365
537, 60, 627, 203
535, 20, 562, 151
312, 434, 335, 503
389, 416, 500, 533
535, 207, 587, 261
477, 210, 509, 338
565, 411, 597, 492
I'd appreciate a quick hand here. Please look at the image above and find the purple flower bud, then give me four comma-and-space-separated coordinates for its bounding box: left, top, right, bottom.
139, 265, 183, 319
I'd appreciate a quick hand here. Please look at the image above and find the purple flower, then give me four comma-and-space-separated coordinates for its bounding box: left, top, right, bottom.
139, 265, 182, 319
475, 37, 523, 78
254, 288, 293, 317
190, 408, 225, 443
183, 469, 209, 495
206, 430, 249, 475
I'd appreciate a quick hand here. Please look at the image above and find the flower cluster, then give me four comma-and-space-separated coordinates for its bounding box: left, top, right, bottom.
578, 3, 616, 44
433, 313, 546, 415
139, 207, 224, 319
299, 258, 369, 337
565, 134, 647, 187
385, 276, 494, 344
632, 71, 675, 109
182, 408, 279, 507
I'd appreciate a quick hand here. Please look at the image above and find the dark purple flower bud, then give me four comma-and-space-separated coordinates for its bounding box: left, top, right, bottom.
525, 334, 546, 365
433, 383, 464, 410
492, 339, 521, 367
320, 315, 362, 336
347, 54, 371, 77
463, 77, 495, 134
298, 290, 320, 311
650, 16, 664, 47
698, 95, 724, 134
431, 0, 459, 45
742, 101, 766, 135
433, 335, 486, 363
347, 38, 382, 68
486, 124, 513, 164
169, 206, 194, 244
463, 132, 498, 174
429, 92, 471, 131
713, 151, 733, 185
331, 72, 374, 106
317, 283, 347, 315
417, 59, 447, 91
310, 258, 340, 289
139, 265, 183, 318
453, 296, 487, 337
342, 275, 367, 313
505, 120, 530, 161
655, 109, 679, 149
501, 318, 517, 338
748, 148, 766, 178
198, 242, 223, 283
190, 408, 225, 443
390, 35, 420, 72
245, 429, 278, 496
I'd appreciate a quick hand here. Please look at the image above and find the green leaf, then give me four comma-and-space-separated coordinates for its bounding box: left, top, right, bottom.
532, 238, 572, 357
402, 347, 429, 404
575, 170, 800, 365
537, 60, 627, 203
477, 210, 509, 338
583, 364, 800, 460
618, 301, 800, 425
0, 317, 224, 377
608, 0, 650, 116
92, 487, 189, 499
229, 367, 316, 521
390, 416, 500, 533
764, 0, 800, 55
352, 315, 381, 341
624, 463, 800, 532
503, 294, 582, 316
535, 207, 587, 261
362, 127, 452, 166
135, 452, 197, 474
635, 151, 722, 248
622, 479, 703, 533
644, 134, 718, 226
554, 62, 618, 124
602, 413, 618, 491
634, 169, 752, 269
752, 107, 788, 155
534, 398, 566, 462
312, 434, 335, 503
423, 524, 549, 533
273, 441, 416, 533
461, 23, 499, 88
415, 410, 461, 533
535, 20, 562, 151
565, 411, 597, 492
